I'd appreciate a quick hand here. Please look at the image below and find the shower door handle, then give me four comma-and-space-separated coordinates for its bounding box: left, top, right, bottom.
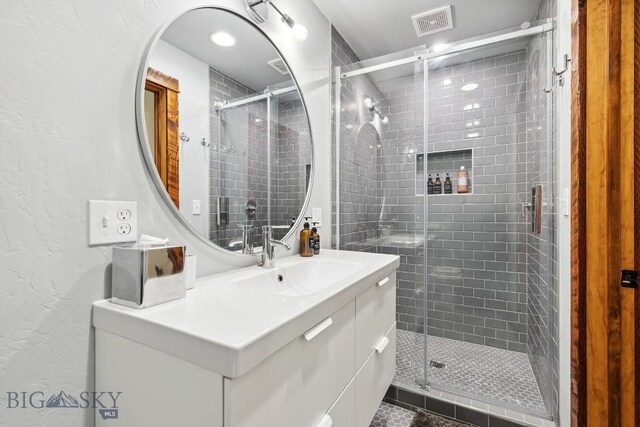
531, 185, 542, 234
521, 186, 542, 234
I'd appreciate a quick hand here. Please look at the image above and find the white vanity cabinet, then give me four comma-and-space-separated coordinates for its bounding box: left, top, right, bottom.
223, 271, 396, 427
94, 251, 399, 427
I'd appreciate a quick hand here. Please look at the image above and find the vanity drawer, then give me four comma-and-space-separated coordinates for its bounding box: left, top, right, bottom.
224, 300, 356, 427
319, 378, 355, 427
355, 323, 396, 427
355, 271, 396, 367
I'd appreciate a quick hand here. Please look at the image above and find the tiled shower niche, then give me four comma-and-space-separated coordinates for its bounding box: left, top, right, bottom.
419, 149, 473, 196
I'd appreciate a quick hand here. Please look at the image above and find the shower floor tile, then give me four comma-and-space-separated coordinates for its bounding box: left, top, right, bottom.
395, 329, 546, 414
369, 402, 414, 427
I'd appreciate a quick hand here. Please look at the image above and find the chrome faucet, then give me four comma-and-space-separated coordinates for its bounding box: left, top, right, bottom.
228, 225, 255, 254
259, 225, 291, 268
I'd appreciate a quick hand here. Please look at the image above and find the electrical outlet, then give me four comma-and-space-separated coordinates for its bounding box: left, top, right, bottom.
88, 200, 138, 245
117, 223, 132, 235
117, 209, 132, 221
192, 200, 201, 215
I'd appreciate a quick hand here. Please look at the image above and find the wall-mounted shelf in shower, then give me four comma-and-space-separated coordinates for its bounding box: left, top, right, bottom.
416, 149, 473, 196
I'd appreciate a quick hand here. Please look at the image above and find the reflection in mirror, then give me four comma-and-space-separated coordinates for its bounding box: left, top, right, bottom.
140, 8, 312, 254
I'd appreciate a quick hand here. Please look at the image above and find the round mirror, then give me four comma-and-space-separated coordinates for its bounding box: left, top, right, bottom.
136, 7, 313, 254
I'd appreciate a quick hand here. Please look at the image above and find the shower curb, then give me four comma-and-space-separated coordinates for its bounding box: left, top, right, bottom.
384, 384, 555, 427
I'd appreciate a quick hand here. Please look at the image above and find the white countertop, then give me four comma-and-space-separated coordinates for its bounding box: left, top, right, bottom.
92, 249, 399, 378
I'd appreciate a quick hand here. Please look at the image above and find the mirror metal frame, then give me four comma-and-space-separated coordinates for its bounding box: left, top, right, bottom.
135, 5, 314, 257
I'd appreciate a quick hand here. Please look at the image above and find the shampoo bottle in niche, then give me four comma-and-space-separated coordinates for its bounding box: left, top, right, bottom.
311, 222, 320, 255
299, 218, 313, 257
427, 174, 434, 194
457, 166, 469, 193
444, 173, 452, 194
434, 174, 442, 194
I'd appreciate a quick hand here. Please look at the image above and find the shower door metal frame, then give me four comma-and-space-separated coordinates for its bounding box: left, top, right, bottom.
334, 21, 556, 416
339, 22, 553, 79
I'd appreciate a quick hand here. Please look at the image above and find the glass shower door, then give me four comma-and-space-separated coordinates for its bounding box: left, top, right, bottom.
334, 48, 429, 389
423, 33, 554, 417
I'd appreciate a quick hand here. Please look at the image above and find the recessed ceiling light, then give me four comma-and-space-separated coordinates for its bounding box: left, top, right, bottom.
461, 83, 479, 92
463, 103, 480, 111
254, 118, 263, 123
466, 132, 480, 138
442, 79, 452, 86
209, 32, 235, 47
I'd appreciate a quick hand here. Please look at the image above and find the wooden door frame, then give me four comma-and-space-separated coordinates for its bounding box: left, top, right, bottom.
145, 67, 180, 208
571, 0, 639, 425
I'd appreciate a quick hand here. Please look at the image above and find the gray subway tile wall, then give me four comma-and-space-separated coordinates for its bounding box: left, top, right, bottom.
374, 50, 531, 352
273, 98, 312, 236
209, 68, 270, 247
331, 27, 386, 248
209, 68, 267, 247
209, 68, 311, 247
526, 0, 559, 419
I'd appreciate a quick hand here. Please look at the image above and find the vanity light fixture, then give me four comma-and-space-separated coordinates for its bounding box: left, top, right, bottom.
461, 83, 479, 91
245, 0, 308, 41
209, 32, 236, 47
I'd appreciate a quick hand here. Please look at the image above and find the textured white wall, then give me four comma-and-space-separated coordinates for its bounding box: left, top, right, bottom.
0, 1, 330, 426
148, 39, 211, 238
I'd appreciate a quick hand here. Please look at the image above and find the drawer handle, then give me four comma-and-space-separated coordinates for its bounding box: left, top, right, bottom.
316, 414, 333, 427
374, 336, 389, 354
377, 277, 390, 287
304, 317, 333, 341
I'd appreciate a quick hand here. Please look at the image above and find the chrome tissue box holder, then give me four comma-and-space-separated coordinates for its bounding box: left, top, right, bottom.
111, 243, 186, 309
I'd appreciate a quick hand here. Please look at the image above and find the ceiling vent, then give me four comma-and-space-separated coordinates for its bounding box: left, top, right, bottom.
411, 6, 454, 37
267, 58, 289, 75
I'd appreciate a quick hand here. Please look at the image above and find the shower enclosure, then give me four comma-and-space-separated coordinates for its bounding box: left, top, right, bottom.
211, 82, 312, 248
333, 22, 557, 420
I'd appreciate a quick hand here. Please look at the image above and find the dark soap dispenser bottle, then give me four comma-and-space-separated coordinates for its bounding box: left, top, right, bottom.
311, 222, 320, 255
300, 218, 313, 257
444, 173, 452, 194
434, 174, 442, 194
427, 174, 434, 194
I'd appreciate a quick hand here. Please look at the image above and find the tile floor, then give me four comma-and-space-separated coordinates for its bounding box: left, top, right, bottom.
395, 329, 546, 413
369, 402, 414, 427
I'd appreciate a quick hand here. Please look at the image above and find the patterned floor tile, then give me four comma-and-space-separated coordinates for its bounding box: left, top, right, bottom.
394, 329, 546, 413
369, 402, 414, 427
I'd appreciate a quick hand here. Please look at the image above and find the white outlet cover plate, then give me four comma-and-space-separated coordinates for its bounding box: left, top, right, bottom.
312, 207, 322, 227
88, 200, 138, 246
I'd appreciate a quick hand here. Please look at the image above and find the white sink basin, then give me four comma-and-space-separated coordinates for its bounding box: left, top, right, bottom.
92, 249, 399, 378
244, 258, 366, 297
